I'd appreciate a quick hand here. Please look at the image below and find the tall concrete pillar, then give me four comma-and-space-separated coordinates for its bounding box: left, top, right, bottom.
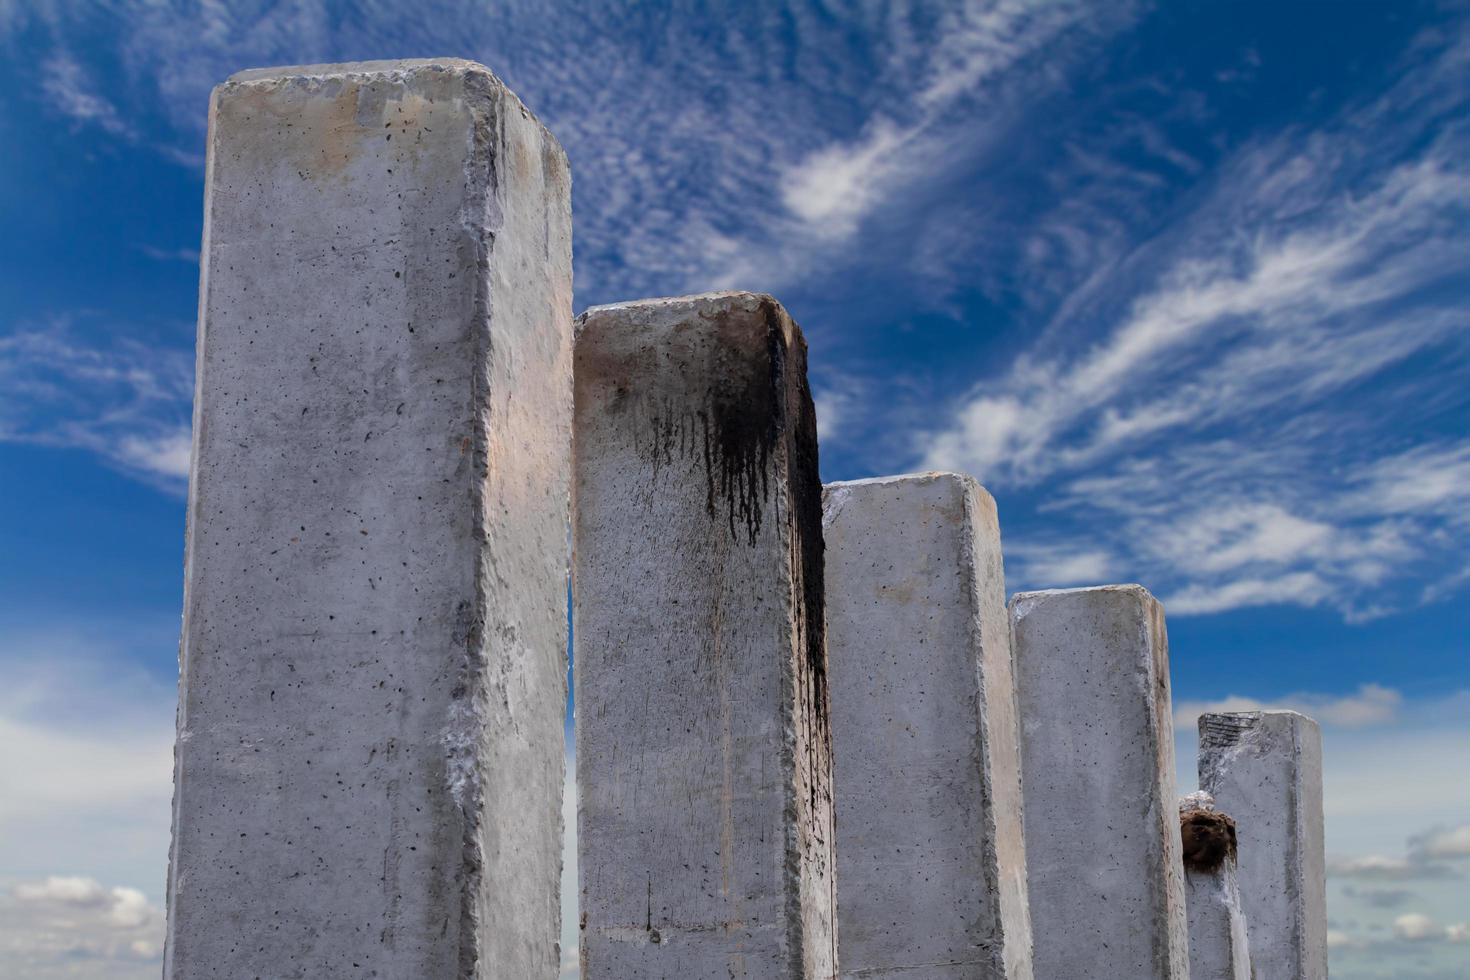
573, 292, 834, 978
1011, 586, 1189, 979
823, 473, 1032, 979
1199, 710, 1327, 980
1180, 792, 1252, 980
165, 60, 572, 978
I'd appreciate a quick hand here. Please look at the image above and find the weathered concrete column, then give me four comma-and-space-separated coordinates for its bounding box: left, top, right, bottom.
165, 60, 572, 978
573, 292, 834, 978
823, 473, 1032, 979
1180, 792, 1252, 980
1199, 710, 1327, 980
1010, 586, 1189, 979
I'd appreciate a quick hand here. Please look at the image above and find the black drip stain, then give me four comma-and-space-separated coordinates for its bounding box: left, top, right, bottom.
1181, 808, 1238, 873
705, 337, 778, 546
634, 313, 781, 547
629, 298, 829, 788
758, 299, 832, 854
771, 300, 827, 729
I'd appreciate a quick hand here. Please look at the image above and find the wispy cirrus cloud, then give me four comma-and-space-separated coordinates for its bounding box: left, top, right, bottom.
3, 1, 1143, 304
777, 0, 1126, 242
39, 49, 135, 138
924, 31, 1470, 618
0, 322, 193, 486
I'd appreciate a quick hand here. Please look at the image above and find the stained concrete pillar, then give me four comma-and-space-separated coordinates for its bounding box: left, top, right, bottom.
1011, 586, 1189, 979
823, 473, 1032, 979
1199, 710, 1327, 980
1180, 792, 1252, 980
165, 60, 572, 978
573, 292, 834, 978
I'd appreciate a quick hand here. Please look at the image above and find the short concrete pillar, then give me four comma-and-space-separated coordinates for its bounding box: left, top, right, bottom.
1180, 792, 1252, 980
824, 473, 1032, 979
1011, 586, 1189, 979
1199, 710, 1327, 980
573, 292, 834, 978
165, 60, 573, 978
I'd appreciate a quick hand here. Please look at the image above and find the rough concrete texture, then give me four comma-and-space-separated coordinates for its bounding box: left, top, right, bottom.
573, 292, 835, 979
823, 473, 1032, 979
164, 60, 573, 979
1180, 793, 1252, 980
1011, 586, 1189, 979
1199, 710, 1327, 980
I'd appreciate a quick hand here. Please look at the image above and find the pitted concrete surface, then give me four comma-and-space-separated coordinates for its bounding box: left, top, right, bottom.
573, 292, 835, 979
165, 59, 572, 979
1200, 711, 1327, 980
1011, 586, 1189, 980
823, 473, 1032, 979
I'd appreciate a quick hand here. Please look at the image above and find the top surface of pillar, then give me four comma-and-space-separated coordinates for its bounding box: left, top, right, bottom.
573, 291, 834, 979
1199, 710, 1327, 980
823, 471, 1032, 979
166, 59, 572, 979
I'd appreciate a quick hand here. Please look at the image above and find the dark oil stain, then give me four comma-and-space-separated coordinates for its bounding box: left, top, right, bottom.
632, 309, 782, 547
625, 297, 831, 813
772, 299, 834, 855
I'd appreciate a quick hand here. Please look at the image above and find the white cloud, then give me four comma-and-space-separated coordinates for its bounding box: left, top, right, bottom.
1397, 913, 1449, 941
776, 0, 1120, 243
1174, 683, 1403, 731
1164, 571, 1334, 616
1, 876, 162, 979
781, 119, 913, 237
40, 51, 135, 139
1009, 544, 1113, 588
812, 386, 852, 443
136, 244, 200, 264
0, 323, 193, 486
14, 876, 111, 905
0, 636, 175, 903
1350, 444, 1470, 520
923, 147, 1470, 486
913, 29, 1470, 619
116, 429, 192, 479
13, 877, 156, 930
1411, 823, 1470, 861
1331, 856, 1459, 883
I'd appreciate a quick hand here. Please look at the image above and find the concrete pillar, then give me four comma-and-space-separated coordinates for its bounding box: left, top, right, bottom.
165, 60, 572, 978
573, 292, 834, 978
1010, 586, 1189, 979
1180, 792, 1252, 980
1199, 710, 1327, 980
823, 473, 1032, 979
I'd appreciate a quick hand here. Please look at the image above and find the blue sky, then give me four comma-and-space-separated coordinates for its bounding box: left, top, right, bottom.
1, 1, 1468, 977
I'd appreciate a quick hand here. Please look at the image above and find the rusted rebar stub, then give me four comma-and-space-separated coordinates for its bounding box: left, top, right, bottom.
1180, 792, 1238, 874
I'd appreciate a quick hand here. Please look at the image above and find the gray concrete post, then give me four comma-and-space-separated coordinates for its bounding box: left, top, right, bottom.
1010, 586, 1189, 979
823, 473, 1032, 979
1180, 792, 1252, 980
572, 292, 834, 978
164, 60, 573, 978
1199, 710, 1327, 980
